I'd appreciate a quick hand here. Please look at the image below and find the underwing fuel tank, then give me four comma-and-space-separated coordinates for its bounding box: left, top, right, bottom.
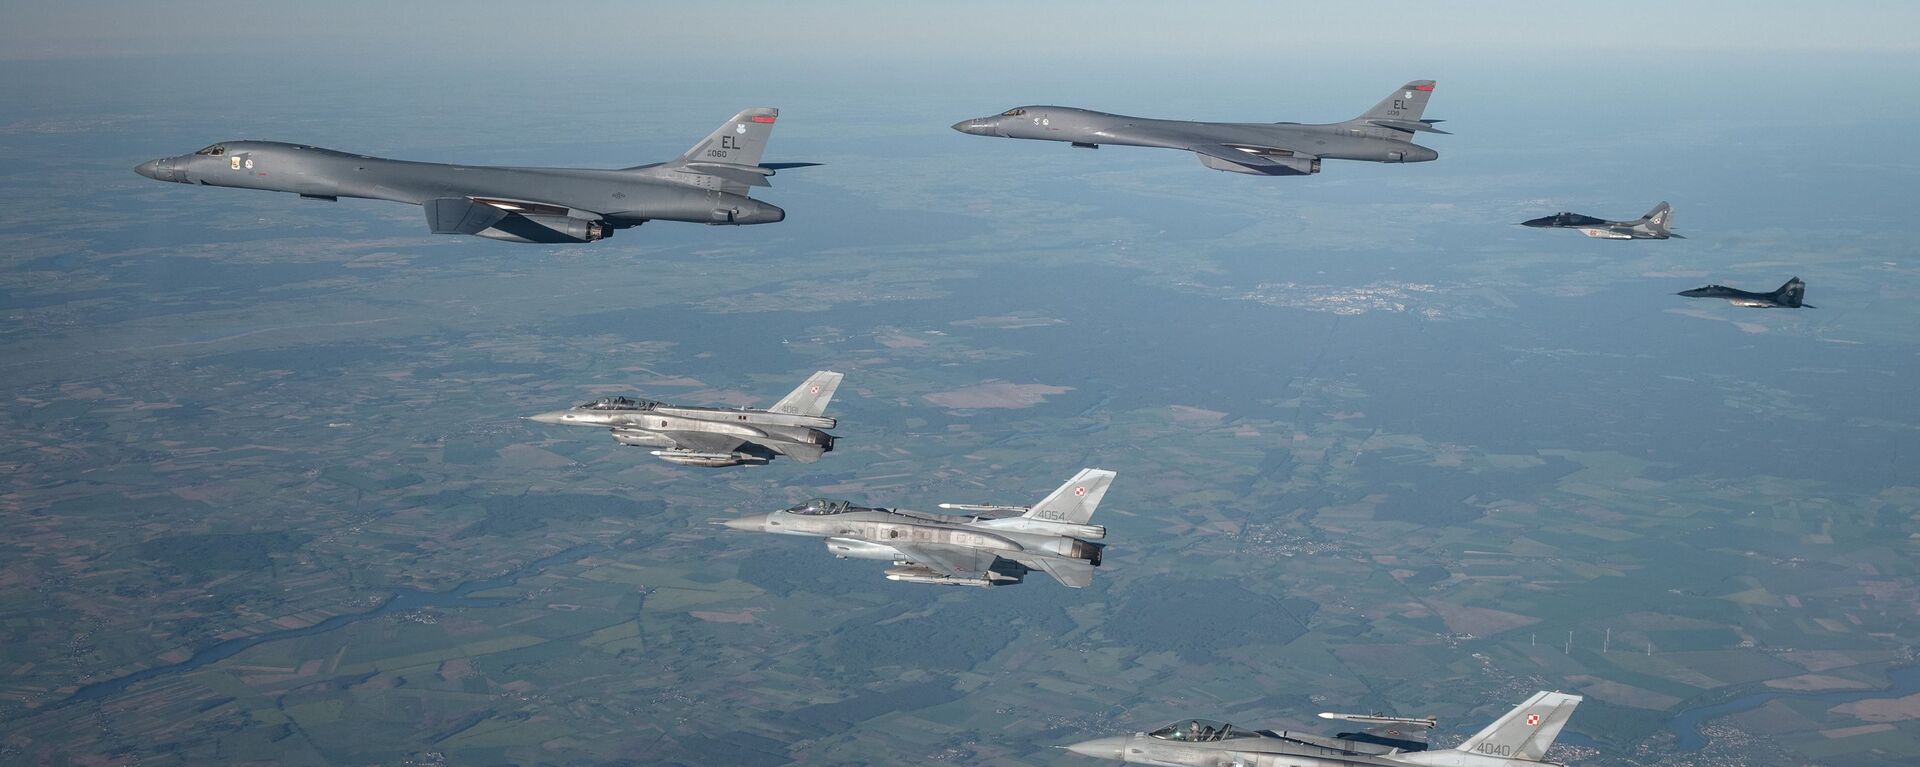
826, 537, 899, 560
883, 565, 1016, 587
649, 450, 766, 467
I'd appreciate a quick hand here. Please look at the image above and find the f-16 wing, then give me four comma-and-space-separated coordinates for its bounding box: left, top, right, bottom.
892, 543, 1002, 579
656, 431, 750, 454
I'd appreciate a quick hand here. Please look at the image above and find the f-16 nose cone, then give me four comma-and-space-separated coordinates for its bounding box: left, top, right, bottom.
1063, 736, 1128, 760
718, 515, 767, 532
134, 159, 163, 180
524, 411, 571, 425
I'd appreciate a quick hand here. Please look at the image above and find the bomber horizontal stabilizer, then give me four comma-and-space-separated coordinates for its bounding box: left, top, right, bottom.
1366, 118, 1452, 134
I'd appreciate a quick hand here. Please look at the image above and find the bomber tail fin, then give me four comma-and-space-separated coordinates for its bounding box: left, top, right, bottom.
1775, 277, 1809, 308
769, 371, 843, 417
1353, 80, 1437, 124
1022, 468, 1116, 525
1451, 691, 1582, 762
674, 107, 780, 168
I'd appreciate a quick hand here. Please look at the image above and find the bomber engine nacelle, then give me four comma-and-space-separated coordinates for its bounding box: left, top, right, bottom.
476, 214, 613, 244
825, 537, 900, 561
1198, 152, 1319, 176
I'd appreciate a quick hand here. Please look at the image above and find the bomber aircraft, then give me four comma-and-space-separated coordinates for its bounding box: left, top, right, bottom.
134, 108, 811, 243
1678, 277, 1813, 308
718, 469, 1117, 588
1063, 691, 1583, 767
1521, 202, 1680, 240
951, 81, 1445, 176
526, 371, 842, 467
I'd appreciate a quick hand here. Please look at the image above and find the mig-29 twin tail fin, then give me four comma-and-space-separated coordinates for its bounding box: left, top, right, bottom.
1392, 691, 1582, 767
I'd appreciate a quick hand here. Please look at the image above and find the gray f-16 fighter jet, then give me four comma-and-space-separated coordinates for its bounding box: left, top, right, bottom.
1064, 691, 1583, 767
1521, 202, 1681, 240
718, 468, 1117, 588
527, 371, 842, 467
1679, 277, 1813, 308
951, 81, 1445, 176
134, 108, 811, 243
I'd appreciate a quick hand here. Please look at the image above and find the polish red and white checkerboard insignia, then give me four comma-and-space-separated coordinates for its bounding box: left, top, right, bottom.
1073, 486, 1087, 497
809, 385, 820, 395
1525, 714, 1541, 726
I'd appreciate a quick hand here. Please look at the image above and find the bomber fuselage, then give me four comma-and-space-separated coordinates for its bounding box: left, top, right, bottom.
953, 107, 1437, 163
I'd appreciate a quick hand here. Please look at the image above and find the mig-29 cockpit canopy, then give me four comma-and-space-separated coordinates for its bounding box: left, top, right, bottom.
1149, 719, 1251, 743
579, 396, 659, 411
785, 498, 881, 516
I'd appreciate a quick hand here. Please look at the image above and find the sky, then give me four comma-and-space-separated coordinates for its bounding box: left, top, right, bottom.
4, 0, 1917, 62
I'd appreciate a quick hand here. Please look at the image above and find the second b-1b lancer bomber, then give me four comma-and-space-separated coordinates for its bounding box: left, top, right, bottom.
526, 371, 842, 467
951, 81, 1445, 176
718, 469, 1118, 588
1521, 202, 1681, 240
1063, 690, 1584, 767
134, 108, 812, 243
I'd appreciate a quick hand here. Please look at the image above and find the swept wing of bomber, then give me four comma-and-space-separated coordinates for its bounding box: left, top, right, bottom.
1521, 202, 1681, 240
1064, 691, 1584, 767
1678, 277, 1813, 308
719, 469, 1118, 588
951, 81, 1445, 176
527, 371, 843, 467
135, 108, 814, 243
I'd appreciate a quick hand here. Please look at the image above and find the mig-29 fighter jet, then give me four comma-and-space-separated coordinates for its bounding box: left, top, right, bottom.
718, 469, 1117, 588
951, 81, 1445, 176
526, 371, 842, 467
1521, 202, 1681, 240
1064, 691, 1584, 767
1678, 277, 1813, 308
135, 108, 812, 243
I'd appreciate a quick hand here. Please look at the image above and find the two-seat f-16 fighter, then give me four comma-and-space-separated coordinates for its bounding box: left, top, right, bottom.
1064, 691, 1584, 767
527, 371, 842, 467
1521, 202, 1681, 240
951, 81, 1445, 176
134, 108, 812, 243
718, 468, 1118, 588
1678, 277, 1813, 308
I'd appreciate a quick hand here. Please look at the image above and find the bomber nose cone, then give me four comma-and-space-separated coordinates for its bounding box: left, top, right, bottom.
951, 119, 992, 135
134, 159, 163, 180
1063, 736, 1128, 760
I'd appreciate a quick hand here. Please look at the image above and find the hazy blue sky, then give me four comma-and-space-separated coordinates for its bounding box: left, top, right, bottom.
5, 1, 1917, 61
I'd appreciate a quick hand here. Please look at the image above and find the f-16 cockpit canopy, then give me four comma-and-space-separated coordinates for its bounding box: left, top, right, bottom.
1149, 719, 1250, 742
579, 396, 659, 411
785, 498, 880, 516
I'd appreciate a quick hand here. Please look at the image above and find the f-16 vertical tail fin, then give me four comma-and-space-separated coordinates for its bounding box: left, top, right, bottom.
1450, 691, 1581, 762
1023, 468, 1116, 525
1354, 80, 1436, 123
674, 107, 780, 168
770, 371, 843, 417
1775, 277, 1809, 308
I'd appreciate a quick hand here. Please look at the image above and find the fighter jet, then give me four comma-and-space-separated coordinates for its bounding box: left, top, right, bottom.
951, 81, 1445, 176
526, 371, 842, 467
1521, 202, 1681, 240
1678, 277, 1813, 308
718, 469, 1116, 588
134, 108, 812, 243
1064, 691, 1584, 767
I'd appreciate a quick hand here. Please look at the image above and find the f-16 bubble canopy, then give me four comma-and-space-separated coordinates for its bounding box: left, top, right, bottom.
1149, 719, 1252, 742
579, 396, 660, 411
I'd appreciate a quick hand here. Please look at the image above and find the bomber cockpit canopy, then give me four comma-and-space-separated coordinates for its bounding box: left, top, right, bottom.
1149, 719, 1249, 742
194, 145, 227, 156
785, 498, 877, 516
1000, 108, 1029, 117
580, 395, 658, 411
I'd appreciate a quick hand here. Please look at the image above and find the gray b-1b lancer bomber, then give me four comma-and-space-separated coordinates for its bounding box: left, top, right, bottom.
134, 108, 812, 243
951, 81, 1445, 176
1679, 276, 1813, 308
1521, 202, 1681, 240
718, 468, 1117, 588
527, 371, 842, 467
1064, 691, 1584, 767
